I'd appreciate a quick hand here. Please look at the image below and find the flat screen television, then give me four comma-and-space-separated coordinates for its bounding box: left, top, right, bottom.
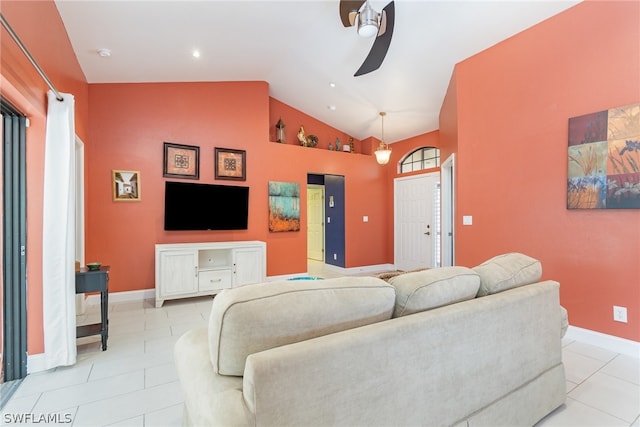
164, 181, 249, 230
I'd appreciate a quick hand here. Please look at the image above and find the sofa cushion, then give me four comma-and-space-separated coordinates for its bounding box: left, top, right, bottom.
389, 266, 481, 317
473, 253, 542, 297
208, 276, 396, 376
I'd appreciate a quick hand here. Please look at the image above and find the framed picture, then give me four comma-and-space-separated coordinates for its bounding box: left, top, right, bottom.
163, 142, 199, 179
112, 170, 141, 201
215, 147, 246, 181
268, 181, 300, 232
567, 102, 640, 209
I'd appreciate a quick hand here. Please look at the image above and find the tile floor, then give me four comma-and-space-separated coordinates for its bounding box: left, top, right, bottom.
1, 264, 639, 426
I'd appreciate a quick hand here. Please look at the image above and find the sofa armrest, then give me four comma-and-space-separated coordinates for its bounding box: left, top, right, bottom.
174, 328, 252, 427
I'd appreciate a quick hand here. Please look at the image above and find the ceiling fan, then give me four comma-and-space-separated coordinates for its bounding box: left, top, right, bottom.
339, 0, 395, 76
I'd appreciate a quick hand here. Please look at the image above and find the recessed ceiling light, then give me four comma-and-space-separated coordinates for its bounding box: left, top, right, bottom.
192, 50, 201, 58
97, 48, 111, 57
329, 82, 336, 88
328, 105, 337, 111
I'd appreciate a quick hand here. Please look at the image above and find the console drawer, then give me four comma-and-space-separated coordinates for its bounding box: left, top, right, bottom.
199, 270, 232, 292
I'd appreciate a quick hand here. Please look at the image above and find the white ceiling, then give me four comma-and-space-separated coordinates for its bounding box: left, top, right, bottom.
54, 0, 579, 143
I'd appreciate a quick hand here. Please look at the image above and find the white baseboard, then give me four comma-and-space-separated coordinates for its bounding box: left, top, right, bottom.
84, 288, 155, 305
26, 352, 47, 374
565, 325, 640, 358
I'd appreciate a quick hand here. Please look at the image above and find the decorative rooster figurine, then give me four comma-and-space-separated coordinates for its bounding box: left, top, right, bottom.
297, 126, 307, 146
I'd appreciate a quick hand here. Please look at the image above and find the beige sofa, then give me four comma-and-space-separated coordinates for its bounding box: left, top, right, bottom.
175, 253, 567, 426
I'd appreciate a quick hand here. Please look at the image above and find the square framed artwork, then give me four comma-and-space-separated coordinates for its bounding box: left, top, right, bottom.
567, 102, 640, 209
215, 147, 246, 181
163, 142, 200, 179
112, 170, 141, 201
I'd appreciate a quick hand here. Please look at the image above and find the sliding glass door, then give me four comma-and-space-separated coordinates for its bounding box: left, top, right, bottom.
1, 99, 28, 382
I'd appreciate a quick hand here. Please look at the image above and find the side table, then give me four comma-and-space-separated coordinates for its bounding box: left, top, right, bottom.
75, 265, 109, 350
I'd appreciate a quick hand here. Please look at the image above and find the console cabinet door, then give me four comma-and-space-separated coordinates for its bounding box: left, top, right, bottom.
233, 247, 264, 286
159, 250, 198, 297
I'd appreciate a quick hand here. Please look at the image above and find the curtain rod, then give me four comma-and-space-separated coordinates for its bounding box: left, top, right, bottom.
0, 13, 64, 102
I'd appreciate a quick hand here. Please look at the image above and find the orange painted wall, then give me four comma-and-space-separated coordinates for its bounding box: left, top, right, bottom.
0, 0, 89, 354
269, 98, 363, 153
87, 83, 391, 292
445, 1, 640, 341
439, 72, 458, 163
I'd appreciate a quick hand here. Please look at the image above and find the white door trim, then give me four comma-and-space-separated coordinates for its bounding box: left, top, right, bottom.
441, 154, 455, 267
75, 136, 86, 314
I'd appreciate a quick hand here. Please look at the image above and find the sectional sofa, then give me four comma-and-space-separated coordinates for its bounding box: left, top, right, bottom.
174, 253, 567, 426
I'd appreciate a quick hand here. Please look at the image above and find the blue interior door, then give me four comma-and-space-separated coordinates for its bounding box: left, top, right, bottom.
324, 175, 345, 267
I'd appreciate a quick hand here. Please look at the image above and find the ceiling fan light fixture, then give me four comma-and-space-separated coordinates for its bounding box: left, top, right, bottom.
374, 112, 391, 165
357, 1, 379, 37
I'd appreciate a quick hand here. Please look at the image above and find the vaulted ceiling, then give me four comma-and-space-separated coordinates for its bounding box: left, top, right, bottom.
54, 0, 579, 143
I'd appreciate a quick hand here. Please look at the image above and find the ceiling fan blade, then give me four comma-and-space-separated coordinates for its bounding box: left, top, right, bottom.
354, 1, 394, 76
340, 0, 365, 27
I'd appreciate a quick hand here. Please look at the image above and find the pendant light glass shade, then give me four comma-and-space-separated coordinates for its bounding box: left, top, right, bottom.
375, 112, 391, 165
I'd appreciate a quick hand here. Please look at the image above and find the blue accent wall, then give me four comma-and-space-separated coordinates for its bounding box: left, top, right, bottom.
324, 175, 345, 267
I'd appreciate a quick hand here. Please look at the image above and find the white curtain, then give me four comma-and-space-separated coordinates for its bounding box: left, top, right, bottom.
42, 90, 77, 369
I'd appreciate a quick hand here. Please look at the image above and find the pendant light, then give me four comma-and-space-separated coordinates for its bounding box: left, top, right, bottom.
374, 112, 392, 165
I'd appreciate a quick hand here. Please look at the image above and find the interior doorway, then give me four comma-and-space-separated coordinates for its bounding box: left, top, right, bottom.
394, 172, 440, 271
307, 174, 345, 268
307, 185, 324, 261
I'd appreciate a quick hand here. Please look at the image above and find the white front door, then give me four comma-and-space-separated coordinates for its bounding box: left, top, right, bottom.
307, 185, 324, 261
394, 172, 440, 271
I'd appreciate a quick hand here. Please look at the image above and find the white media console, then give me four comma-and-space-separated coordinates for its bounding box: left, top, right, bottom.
155, 241, 266, 307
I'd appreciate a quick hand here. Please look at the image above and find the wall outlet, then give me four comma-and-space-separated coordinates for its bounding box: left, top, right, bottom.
333, 253, 337, 260
613, 306, 628, 323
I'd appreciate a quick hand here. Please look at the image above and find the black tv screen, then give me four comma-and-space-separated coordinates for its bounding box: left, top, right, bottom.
164, 181, 249, 230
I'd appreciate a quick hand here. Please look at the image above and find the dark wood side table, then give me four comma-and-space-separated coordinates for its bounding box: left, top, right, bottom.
75, 265, 109, 350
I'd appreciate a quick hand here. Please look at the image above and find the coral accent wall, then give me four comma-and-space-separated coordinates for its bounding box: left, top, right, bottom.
269, 98, 362, 152
443, 1, 640, 341
0, 0, 89, 354
87, 83, 392, 293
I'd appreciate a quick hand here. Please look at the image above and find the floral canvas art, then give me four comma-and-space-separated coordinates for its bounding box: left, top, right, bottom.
567, 102, 640, 209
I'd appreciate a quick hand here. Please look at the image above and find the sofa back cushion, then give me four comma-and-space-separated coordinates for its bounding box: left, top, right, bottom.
389, 266, 480, 317
473, 253, 542, 296
209, 276, 396, 376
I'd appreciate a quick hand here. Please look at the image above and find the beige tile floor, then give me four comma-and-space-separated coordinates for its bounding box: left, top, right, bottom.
2, 264, 639, 426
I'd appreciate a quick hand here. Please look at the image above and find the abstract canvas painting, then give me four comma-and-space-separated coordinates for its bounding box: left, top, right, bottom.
268, 181, 300, 232
567, 102, 640, 209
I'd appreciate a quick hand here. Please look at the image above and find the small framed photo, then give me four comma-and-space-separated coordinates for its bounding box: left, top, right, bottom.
215, 148, 246, 181
112, 170, 141, 202
163, 142, 199, 179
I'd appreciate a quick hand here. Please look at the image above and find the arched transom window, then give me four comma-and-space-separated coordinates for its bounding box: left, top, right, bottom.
400, 147, 440, 173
